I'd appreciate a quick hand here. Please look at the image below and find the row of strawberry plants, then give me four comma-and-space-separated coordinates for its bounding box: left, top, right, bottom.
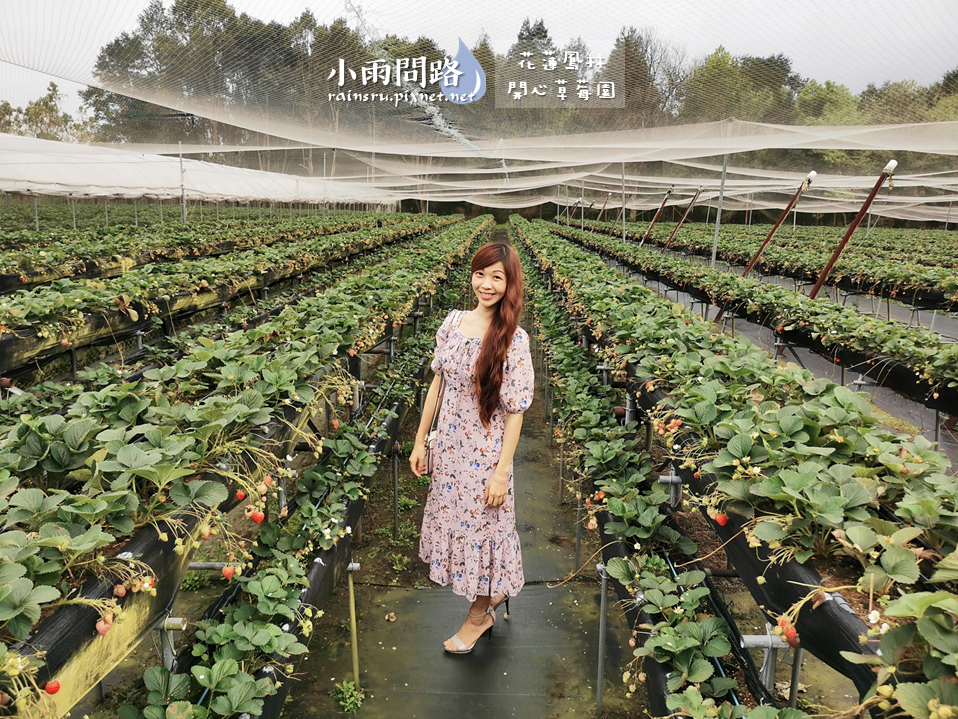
0, 216, 456, 376
519, 241, 799, 719
0, 202, 330, 237
514, 215, 958, 717
0, 227, 431, 428
0, 215, 451, 334
589, 220, 958, 308
548, 221, 958, 410
0, 217, 492, 716
0, 212, 407, 285
592, 219, 958, 267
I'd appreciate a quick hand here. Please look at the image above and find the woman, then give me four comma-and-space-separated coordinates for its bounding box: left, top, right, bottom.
410, 240, 534, 654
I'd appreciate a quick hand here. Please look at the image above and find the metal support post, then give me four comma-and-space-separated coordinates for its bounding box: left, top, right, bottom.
622, 162, 627, 243
741, 624, 780, 692
347, 563, 362, 687
774, 336, 785, 360
351, 381, 363, 420
159, 617, 187, 671
179, 142, 187, 223
392, 443, 400, 540
598, 364, 610, 386
789, 648, 804, 708
657, 469, 682, 506
548, 382, 554, 447
596, 563, 610, 714
575, 490, 583, 570
645, 421, 653, 451
710, 154, 729, 268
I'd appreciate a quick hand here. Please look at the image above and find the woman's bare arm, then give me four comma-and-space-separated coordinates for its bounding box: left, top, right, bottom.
486, 412, 523, 507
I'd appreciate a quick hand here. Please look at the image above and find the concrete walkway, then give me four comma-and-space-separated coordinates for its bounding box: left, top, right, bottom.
283, 350, 634, 718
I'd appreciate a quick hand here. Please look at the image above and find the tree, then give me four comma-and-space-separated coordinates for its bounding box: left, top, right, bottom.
594, 26, 677, 129
935, 67, 958, 98
859, 80, 931, 124
738, 54, 802, 123
0, 83, 90, 142
678, 47, 745, 123
796, 79, 861, 124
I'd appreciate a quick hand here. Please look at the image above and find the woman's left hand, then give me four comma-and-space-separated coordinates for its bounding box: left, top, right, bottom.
485, 469, 509, 508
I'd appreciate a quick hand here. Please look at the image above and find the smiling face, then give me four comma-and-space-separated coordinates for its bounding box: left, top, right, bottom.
472, 261, 507, 309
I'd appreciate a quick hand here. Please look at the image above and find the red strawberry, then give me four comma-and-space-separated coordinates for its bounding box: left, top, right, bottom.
714, 513, 729, 527
113, 584, 126, 598
784, 626, 798, 641
331, 420, 340, 430
263, 476, 272, 486
222, 565, 235, 580
45, 681, 60, 695
787, 634, 800, 648
251, 511, 265, 524
235, 490, 246, 500
95, 620, 111, 636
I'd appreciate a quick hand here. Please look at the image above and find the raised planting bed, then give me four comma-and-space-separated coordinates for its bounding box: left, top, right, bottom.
513, 214, 958, 717
0, 213, 414, 292
521, 245, 779, 717
14, 404, 299, 717
587, 220, 958, 310
0, 216, 457, 377
547, 222, 958, 413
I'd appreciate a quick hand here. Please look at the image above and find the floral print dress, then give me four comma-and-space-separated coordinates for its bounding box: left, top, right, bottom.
419, 309, 535, 602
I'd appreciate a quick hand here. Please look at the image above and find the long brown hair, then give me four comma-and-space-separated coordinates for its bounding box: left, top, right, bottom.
471, 241, 524, 428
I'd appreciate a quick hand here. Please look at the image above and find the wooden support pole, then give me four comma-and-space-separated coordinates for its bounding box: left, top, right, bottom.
590, 193, 613, 232
660, 186, 703, 254
743, 172, 816, 277
809, 161, 896, 300
716, 172, 815, 322
639, 186, 673, 247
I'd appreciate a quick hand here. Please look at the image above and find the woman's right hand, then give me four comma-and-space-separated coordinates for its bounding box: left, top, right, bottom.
409, 442, 427, 477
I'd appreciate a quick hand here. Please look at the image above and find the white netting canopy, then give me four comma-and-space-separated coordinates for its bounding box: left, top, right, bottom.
0, 132, 394, 203
0, 0, 957, 216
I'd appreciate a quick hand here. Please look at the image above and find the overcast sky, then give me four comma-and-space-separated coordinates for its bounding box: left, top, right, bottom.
1, 0, 956, 115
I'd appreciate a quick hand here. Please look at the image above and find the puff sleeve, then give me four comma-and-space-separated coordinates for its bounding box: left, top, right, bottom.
500, 327, 535, 414
430, 310, 458, 374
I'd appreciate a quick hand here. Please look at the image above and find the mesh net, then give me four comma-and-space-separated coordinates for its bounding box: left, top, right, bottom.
1, 0, 957, 214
